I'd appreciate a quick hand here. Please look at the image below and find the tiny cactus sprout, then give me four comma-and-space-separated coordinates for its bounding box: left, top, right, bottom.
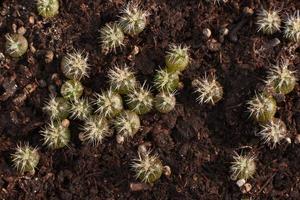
258, 118, 288, 148
266, 61, 297, 95
5, 34, 28, 58
127, 83, 153, 115
256, 8, 281, 34
132, 150, 163, 184
119, 2, 148, 36
108, 65, 137, 94
70, 98, 92, 120
60, 79, 84, 100
165, 44, 190, 72
41, 121, 71, 149
230, 152, 256, 181
192, 74, 223, 105
154, 68, 180, 92
247, 93, 277, 123
284, 11, 300, 43
43, 96, 70, 120
37, 0, 59, 18
100, 23, 125, 53
61, 50, 89, 80
154, 92, 176, 113
81, 116, 110, 145
11, 144, 40, 174
94, 89, 124, 118
114, 110, 141, 143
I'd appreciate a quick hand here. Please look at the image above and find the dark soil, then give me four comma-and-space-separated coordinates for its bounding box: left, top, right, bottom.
1, 0, 300, 199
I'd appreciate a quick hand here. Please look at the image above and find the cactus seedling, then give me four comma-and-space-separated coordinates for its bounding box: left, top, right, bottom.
127, 83, 153, 115
192, 74, 223, 105
37, 0, 59, 18
108, 65, 137, 94
256, 9, 281, 34
132, 150, 163, 184
70, 98, 92, 120
5, 34, 28, 58
284, 11, 300, 43
247, 94, 277, 123
61, 80, 84, 100
154, 92, 176, 113
154, 68, 180, 92
11, 144, 40, 174
81, 116, 110, 145
258, 118, 288, 148
230, 152, 256, 181
114, 110, 140, 143
119, 2, 148, 36
100, 23, 125, 53
43, 96, 70, 120
165, 44, 190, 72
266, 61, 297, 95
94, 89, 124, 118
41, 120, 71, 149
61, 51, 89, 80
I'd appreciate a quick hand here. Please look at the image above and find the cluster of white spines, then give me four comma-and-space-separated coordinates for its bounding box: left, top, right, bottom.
154, 69, 179, 92
62, 51, 89, 80
70, 98, 92, 120
230, 152, 256, 181
81, 116, 110, 145
132, 150, 162, 183
166, 45, 189, 65
256, 8, 281, 34
114, 110, 140, 140
41, 121, 70, 149
11, 144, 39, 174
5, 34, 19, 54
258, 119, 288, 148
247, 94, 269, 119
284, 11, 300, 42
127, 83, 153, 114
100, 23, 124, 53
44, 96, 61, 119
108, 65, 137, 93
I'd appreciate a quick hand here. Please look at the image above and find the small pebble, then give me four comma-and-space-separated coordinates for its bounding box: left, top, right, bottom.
29, 16, 35, 24
163, 166, 171, 177
202, 28, 212, 39
241, 183, 252, 193
116, 135, 124, 144
236, 179, 246, 187
62, 119, 70, 128
295, 134, 300, 144
130, 183, 151, 191
45, 50, 54, 63
17, 26, 26, 35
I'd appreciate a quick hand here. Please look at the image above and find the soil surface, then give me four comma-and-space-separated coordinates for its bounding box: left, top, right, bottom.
0, 0, 300, 199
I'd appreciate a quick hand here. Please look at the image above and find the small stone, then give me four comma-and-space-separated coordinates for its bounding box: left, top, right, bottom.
61, 119, 70, 128
295, 134, 300, 144
220, 28, 229, 36
130, 183, 151, 191
203, 28, 211, 39
29, 16, 35, 24
17, 26, 26, 35
45, 50, 54, 63
116, 135, 124, 144
241, 183, 252, 193
163, 165, 171, 177
243, 7, 254, 16
236, 179, 246, 187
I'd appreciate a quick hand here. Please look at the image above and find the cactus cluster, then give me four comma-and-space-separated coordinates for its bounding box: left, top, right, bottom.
256, 9, 300, 43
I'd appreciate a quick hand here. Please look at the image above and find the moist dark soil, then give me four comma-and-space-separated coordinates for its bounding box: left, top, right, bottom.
0, 0, 300, 199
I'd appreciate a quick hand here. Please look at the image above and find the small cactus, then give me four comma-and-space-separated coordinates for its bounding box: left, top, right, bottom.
258, 118, 288, 148
247, 93, 277, 123
5, 34, 28, 58
284, 11, 300, 43
94, 89, 124, 118
43, 96, 70, 120
41, 120, 71, 149
108, 65, 137, 94
127, 83, 153, 115
165, 44, 190, 72
266, 61, 297, 95
132, 150, 163, 184
114, 110, 140, 143
70, 98, 92, 120
37, 0, 59, 18
99, 23, 125, 53
153, 68, 180, 92
230, 152, 256, 181
192, 74, 223, 105
119, 2, 148, 36
61, 80, 84, 100
61, 50, 89, 80
256, 9, 281, 34
11, 144, 40, 174
81, 116, 111, 145
154, 92, 176, 113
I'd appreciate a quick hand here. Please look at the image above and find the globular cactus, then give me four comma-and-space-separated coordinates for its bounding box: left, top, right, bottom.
256, 8, 281, 34
94, 89, 124, 118
247, 93, 277, 123
230, 152, 256, 181
132, 150, 163, 184
11, 144, 40, 174
154, 92, 176, 113
37, 0, 59, 18
165, 44, 190, 72
99, 23, 125, 53
61, 50, 89, 80
5, 34, 28, 58
153, 68, 180, 92
60, 80, 84, 101
284, 11, 300, 43
43, 96, 70, 120
70, 98, 92, 120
